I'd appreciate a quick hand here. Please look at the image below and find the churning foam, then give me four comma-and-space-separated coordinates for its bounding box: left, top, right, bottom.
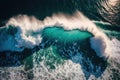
0, 11, 114, 58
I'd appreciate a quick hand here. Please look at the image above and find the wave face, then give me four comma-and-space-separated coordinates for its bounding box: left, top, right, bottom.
0, 11, 120, 80
0, 12, 111, 58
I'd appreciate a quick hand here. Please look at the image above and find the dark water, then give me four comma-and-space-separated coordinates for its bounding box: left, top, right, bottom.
0, 0, 120, 26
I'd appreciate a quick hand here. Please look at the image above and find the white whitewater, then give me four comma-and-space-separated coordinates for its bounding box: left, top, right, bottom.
0, 11, 114, 58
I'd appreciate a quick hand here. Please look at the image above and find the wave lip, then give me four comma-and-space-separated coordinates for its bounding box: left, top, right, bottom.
0, 11, 114, 58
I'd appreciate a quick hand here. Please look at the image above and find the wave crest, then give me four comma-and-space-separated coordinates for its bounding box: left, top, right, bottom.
0, 11, 113, 58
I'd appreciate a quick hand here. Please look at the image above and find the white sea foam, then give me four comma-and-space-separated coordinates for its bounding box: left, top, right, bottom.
0, 40, 120, 80
0, 11, 115, 58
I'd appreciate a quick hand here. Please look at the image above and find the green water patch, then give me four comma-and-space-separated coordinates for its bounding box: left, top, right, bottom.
22, 46, 66, 70
42, 27, 93, 43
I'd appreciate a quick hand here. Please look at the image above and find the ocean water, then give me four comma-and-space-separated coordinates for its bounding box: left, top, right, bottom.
0, 0, 120, 80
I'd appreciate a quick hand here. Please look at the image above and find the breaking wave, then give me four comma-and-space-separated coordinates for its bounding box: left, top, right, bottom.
0, 11, 120, 80
0, 11, 113, 58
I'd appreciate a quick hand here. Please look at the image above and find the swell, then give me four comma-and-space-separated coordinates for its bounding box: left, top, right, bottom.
0, 11, 113, 58
77, 0, 120, 26
0, 0, 120, 27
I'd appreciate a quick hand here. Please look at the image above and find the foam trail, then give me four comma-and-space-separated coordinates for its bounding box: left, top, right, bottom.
0, 11, 112, 58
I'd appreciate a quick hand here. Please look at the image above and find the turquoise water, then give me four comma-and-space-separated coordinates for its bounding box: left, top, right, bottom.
42, 27, 93, 43
22, 27, 93, 69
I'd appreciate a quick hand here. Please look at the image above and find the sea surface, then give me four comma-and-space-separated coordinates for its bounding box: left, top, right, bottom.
0, 0, 120, 80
